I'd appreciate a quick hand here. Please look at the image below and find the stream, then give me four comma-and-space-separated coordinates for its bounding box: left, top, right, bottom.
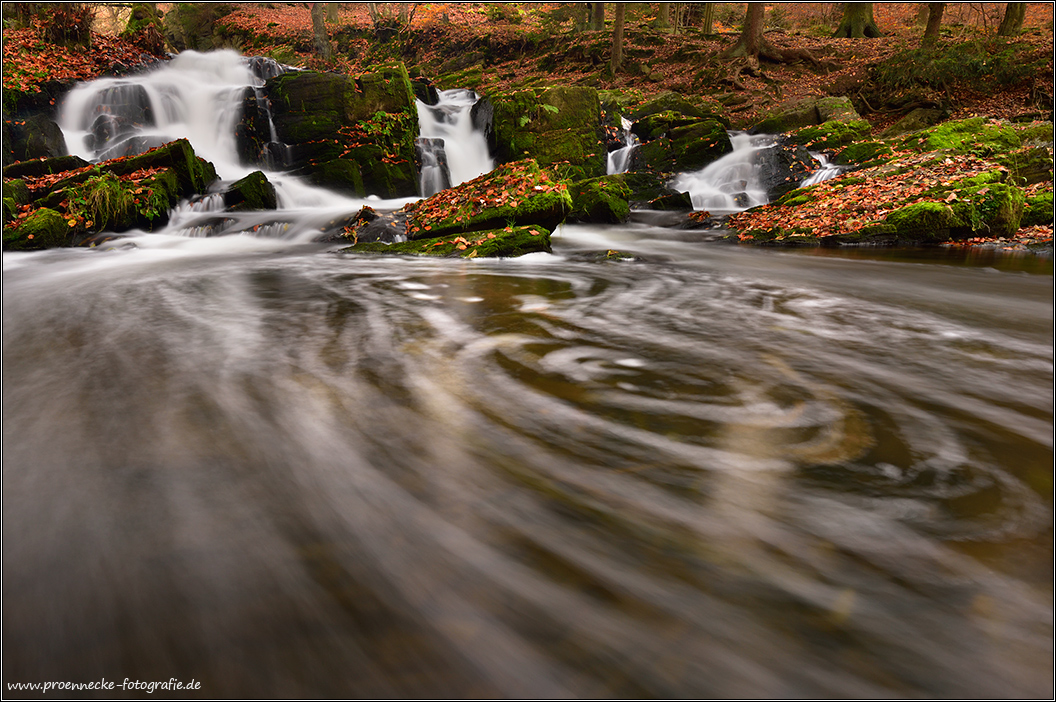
2, 51, 1053, 698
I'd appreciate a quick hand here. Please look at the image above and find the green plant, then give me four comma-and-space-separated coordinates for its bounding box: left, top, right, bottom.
69, 172, 134, 230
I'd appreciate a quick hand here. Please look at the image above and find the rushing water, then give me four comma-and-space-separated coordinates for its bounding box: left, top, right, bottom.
5, 49, 1054, 698
671, 132, 775, 213
3, 225, 1053, 698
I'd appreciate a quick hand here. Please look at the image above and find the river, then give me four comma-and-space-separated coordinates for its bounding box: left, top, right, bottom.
2, 222, 1052, 697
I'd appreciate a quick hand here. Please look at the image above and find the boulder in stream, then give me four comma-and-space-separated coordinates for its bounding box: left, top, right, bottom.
751, 96, 861, 134
491, 86, 606, 181
568, 175, 631, 223
265, 63, 420, 198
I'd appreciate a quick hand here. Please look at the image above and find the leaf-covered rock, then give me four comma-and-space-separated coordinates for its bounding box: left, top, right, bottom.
568, 175, 631, 223
343, 225, 552, 258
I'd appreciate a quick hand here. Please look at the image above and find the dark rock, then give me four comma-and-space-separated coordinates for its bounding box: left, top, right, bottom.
4, 155, 90, 179
470, 96, 496, 159
411, 76, 440, 106
648, 191, 693, 211
223, 171, 277, 211
755, 139, 818, 200
3, 115, 68, 166
752, 96, 861, 134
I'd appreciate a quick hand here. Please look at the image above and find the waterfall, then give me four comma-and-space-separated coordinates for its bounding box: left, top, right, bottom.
607, 117, 638, 175
58, 50, 272, 180
800, 152, 844, 188
415, 89, 494, 197
669, 132, 774, 213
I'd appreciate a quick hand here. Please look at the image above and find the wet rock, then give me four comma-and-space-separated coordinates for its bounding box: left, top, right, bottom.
648, 191, 693, 211
755, 138, 818, 200
265, 63, 420, 198
223, 171, 277, 212
342, 224, 552, 258
568, 175, 631, 223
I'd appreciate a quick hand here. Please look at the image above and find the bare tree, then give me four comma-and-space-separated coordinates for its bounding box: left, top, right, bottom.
997, 2, 1027, 36
832, 3, 883, 38
922, 2, 945, 45
700, 2, 715, 34
657, 2, 670, 32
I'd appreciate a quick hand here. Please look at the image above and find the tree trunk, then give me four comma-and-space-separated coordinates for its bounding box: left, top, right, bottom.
573, 3, 589, 31
611, 4, 625, 73
591, 2, 605, 31
922, 3, 944, 45
997, 2, 1027, 36
721, 3, 764, 59
310, 2, 330, 58
657, 2, 670, 31
701, 3, 715, 34
832, 3, 883, 38
325, 2, 338, 23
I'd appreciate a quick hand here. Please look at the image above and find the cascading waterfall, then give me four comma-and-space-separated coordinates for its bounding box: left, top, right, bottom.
670, 132, 774, 213
415, 89, 494, 197
607, 116, 639, 175
799, 152, 845, 187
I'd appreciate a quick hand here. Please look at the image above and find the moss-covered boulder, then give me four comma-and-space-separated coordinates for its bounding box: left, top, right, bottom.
343, 225, 552, 258
223, 171, 277, 211
568, 175, 631, 223
898, 117, 1022, 156
629, 91, 729, 126
2, 179, 30, 222
635, 118, 732, 173
265, 64, 419, 198
947, 183, 1025, 238
752, 96, 861, 134
3, 155, 90, 180
3, 207, 69, 250
406, 159, 571, 238
1022, 190, 1054, 226
162, 3, 234, 52
834, 141, 894, 168
491, 86, 606, 181
4, 139, 218, 249
788, 119, 872, 151
879, 108, 947, 138
885, 201, 964, 241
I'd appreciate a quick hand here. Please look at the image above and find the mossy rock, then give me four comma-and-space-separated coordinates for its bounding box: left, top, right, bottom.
898, 117, 1022, 156
266, 66, 419, 197
885, 201, 963, 241
790, 119, 872, 151
1022, 190, 1054, 227
492, 86, 606, 178
834, 140, 894, 168
752, 96, 860, 134
879, 108, 947, 138
634, 118, 732, 173
628, 91, 729, 127
3, 207, 69, 250
2, 179, 30, 221
996, 146, 1054, 186
648, 191, 693, 211
618, 171, 682, 204
568, 175, 631, 223
948, 183, 1025, 237
774, 191, 816, 208
631, 110, 701, 142
437, 66, 484, 91
223, 171, 277, 211
3, 155, 90, 180
1015, 121, 1054, 146
343, 225, 551, 258
406, 159, 571, 238
104, 138, 217, 197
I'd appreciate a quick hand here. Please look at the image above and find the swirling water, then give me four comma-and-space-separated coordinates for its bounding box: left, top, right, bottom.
2, 225, 1052, 698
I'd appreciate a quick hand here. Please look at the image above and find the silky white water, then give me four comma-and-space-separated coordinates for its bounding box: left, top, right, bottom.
416, 89, 495, 195
671, 132, 775, 213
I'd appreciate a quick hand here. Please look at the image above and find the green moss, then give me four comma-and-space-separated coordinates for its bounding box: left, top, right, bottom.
951, 183, 1025, 237
791, 119, 872, 151
834, 141, 893, 167
1022, 190, 1054, 227
69, 172, 136, 231
885, 201, 963, 241
568, 176, 631, 223
1016, 121, 1054, 145
899, 117, 1022, 156
2, 179, 30, 221
225, 171, 277, 211
3, 207, 69, 250
777, 193, 815, 207
343, 225, 551, 258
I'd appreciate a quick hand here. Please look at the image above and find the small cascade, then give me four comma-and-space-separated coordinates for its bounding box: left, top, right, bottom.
607, 117, 639, 175
800, 152, 844, 188
59, 50, 262, 178
670, 132, 774, 213
416, 89, 494, 197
